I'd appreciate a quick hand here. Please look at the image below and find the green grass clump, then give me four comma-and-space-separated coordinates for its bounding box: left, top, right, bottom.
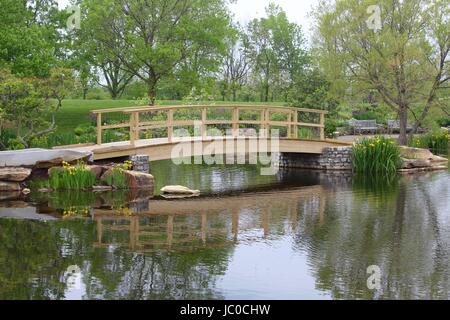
102, 162, 132, 189
352, 136, 402, 175
49, 161, 96, 190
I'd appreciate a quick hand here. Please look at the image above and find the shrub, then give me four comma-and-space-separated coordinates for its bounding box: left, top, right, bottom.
49, 161, 96, 190
409, 129, 450, 155
352, 136, 402, 175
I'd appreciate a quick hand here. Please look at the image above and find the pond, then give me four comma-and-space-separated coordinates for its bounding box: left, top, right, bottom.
0, 160, 449, 300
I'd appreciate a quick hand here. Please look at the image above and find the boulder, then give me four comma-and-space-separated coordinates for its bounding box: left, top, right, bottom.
399, 146, 434, 160
88, 165, 107, 180
0, 167, 32, 182
101, 169, 154, 190
161, 185, 200, 195
402, 158, 432, 169
0, 148, 93, 168
0, 181, 21, 192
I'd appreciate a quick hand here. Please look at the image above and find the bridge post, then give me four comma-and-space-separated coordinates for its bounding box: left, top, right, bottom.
130, 112, 139, 146
202, 107, 207, 139
320, 113, 325, 140
232, 107, 239, 137
168, 109, 174, 143
293, 111, 298, 139
96, 113, 102, 145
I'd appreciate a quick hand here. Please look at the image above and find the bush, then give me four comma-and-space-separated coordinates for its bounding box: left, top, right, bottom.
49, 161, 96, 190
409, 129, 450, 155
352, 136, 402, 175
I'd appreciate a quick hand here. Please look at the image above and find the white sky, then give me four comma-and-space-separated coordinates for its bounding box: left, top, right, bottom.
57, 0, 318, 38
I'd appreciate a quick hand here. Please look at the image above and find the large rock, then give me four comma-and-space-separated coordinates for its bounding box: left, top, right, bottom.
0, 148, 93, 168
0, 167, 32, 182
400, 147, 435, 160
88, 165, 107, 180
161, 185, 200, 195
0, 181, 21, 192
101, 169, 154, 190
402, 158, 432, 169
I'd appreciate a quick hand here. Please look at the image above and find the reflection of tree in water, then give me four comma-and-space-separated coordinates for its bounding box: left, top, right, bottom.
295, 173, 450, 299
0, 219, 96, 299
0, 215, 233, 300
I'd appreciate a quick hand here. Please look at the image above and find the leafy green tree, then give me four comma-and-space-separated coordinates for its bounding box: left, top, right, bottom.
314, 0, 450, 145
247, 4, 309, 102
71, 0, 134, 100
0, 68, 74, 149
0, 0, 67, 77
82, 0, 233, 105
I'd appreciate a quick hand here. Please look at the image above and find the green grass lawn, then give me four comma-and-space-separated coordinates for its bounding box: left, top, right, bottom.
56, 99, 286, 134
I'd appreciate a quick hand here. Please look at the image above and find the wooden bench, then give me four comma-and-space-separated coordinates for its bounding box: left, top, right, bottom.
351, 120, 381, 135
387, 120, 413, 134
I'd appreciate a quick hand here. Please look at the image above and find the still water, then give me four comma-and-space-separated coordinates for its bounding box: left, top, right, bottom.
0, 161, 449, 300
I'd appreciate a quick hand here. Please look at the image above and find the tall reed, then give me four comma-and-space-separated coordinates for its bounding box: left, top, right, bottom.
352, 136, 402, 175
48, 161, 96, 190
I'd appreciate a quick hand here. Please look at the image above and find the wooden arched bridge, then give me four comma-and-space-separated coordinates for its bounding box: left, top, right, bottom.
63, 105, 350, 161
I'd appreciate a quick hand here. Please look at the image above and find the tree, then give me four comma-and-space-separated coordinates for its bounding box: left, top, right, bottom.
84, 0, 233, 105
0, 0, 67, 77
0, 68, 73, 149
72, 0, 134, 100
314, 0, 450, 145
247, 4, 309, 102
220, 28, 251, 101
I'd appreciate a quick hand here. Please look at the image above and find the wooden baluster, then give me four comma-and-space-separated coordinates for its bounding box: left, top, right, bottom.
294, 111, 299, 139
232, 108, 239, 137
130, 112, 138, 146
320, 113, 325, 140
168, 109, 174, 143
287, 112, 292, 139
97, 113, 102, 145
202, 107, 207, 139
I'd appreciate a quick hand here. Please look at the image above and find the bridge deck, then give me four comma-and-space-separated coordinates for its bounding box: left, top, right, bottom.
61, 136, 352, 161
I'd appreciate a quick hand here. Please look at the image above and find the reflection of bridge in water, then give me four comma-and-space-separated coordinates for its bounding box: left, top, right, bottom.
93, 185, 327, 253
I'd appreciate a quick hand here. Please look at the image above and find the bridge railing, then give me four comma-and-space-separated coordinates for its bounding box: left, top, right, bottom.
91, 105, 328, 145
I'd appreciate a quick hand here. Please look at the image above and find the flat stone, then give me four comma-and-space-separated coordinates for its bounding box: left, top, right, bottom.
0, 149, 93, 168
0, 181, 21, 192
0, 167, 32, 182
402, 158, 432, 169
161, 185, 200, 195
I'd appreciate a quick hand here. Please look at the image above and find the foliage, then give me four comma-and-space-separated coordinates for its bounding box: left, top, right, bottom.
81, 0, 233, 105
49, 161, 96, 190
0, 68, 75, 149
102, 167, 127, 190
409, 129, 450, 155
352, 136, 403, 175
314, 0, 450, 145
0, 0, 67, 77
0, 69, 52, 149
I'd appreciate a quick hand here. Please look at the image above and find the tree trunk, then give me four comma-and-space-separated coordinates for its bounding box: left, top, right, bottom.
147, 80, 157, 106
398, 106, 408, 146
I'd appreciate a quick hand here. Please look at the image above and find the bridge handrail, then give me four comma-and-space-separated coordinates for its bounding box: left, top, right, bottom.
92, 105, 328, 145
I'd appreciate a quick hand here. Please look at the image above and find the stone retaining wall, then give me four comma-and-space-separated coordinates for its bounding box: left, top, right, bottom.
278, 147, 353, 171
